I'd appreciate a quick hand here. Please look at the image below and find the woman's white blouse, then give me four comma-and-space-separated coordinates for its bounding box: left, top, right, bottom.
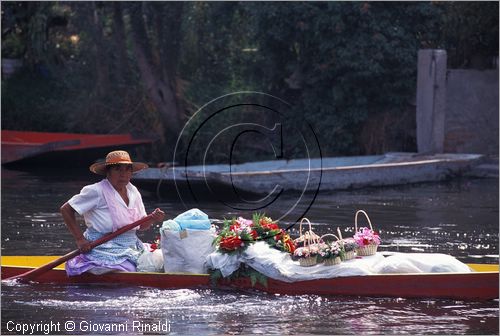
68, 181, 147, 233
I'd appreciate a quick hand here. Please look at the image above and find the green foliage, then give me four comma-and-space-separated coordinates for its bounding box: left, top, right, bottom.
437, 1, 499, 68
242, 2, 442, 156
209, 265, 268, 288
1, 69, 69, 131
1, 2, 497, 160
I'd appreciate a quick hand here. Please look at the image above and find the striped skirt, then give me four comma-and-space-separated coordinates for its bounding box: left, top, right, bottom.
65, 227, 145, 276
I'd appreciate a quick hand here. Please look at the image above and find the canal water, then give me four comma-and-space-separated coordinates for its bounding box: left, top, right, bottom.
1, 167, 498, 335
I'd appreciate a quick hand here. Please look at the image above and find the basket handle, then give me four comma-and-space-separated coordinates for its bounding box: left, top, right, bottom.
354, 210, 374, 232
299, 217, 316, 243
336, 228, 345, 248
299, 218, 312, 234
320, 233, 340, 242
336, 227, 344, 240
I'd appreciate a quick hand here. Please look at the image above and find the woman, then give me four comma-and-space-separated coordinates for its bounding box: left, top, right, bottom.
60, 150, 165, 276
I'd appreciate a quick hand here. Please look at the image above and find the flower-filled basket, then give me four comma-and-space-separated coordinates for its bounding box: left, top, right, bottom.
319, 234, 342, 266
336, 228, 357, 261
293, 218, 320, 267
353, 210, 380, 256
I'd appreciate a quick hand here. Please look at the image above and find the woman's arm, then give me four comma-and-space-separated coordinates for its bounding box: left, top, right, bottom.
60, 202, 91, 252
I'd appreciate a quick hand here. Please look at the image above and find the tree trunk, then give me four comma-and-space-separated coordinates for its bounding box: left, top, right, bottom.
92, 2, 109, 97
112, 2, 129, 85
127, 3, 182, 138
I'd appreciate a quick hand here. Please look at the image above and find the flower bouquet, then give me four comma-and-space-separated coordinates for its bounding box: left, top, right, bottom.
318, 234, 342, 266
353, 210, 381, 256
292, 218, 321, 266
274, 230, 296, 254
252, 213, 296, 253
213, 216, 257, 254
252, 214, 280, 242
336, 228, 357, 261
213, 213, 294, 254
293, 242, 320, 267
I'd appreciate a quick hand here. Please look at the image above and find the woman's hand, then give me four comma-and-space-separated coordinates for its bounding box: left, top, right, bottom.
151, 208, 166, 222
140, 208, 166, 231
76, 237, 92, 253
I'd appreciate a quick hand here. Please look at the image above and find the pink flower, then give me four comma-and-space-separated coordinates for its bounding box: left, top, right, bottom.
353, 227, 381, 246
236, 217, 253, 226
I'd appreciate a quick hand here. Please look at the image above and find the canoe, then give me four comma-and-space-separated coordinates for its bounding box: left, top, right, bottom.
2, 256, 498, 300
1, 130, 154, 167
132, 153, 484, 195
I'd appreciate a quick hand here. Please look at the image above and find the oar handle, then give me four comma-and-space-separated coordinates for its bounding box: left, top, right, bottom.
7, 214, 154, 282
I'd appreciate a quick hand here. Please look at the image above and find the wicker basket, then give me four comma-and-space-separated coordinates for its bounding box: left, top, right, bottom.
319, 233, 342, 266
336, 228, 357, 261
342, 250, 357, 261
299, 255, 318, 267
356, 244, 378, 256
354, 210, 378, 256
294, 218, 321, 247
293, 218, 320, 267
323, 256, 341, 266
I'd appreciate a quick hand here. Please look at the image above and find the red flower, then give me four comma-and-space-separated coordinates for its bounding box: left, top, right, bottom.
229, 224, 241, 232
250, 230, 258, 240
275, 230, 284, 241
219, 235, 243, 251
260, 220, 279, 231
150, 243, 158, 252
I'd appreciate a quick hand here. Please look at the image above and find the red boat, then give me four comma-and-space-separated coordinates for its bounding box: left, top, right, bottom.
1, 130, 154, 167
2, 256, 498, 300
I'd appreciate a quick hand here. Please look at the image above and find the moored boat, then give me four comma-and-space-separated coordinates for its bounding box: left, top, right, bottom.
2, 256, 498, 300
1, 130, 155, 167
132, 153, 484, 195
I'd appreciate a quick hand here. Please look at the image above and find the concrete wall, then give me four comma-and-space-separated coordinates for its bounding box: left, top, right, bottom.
444, 70, 499, 154
416, 50, 499, 155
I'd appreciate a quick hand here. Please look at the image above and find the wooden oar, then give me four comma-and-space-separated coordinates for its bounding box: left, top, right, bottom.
6, 214, 154, 282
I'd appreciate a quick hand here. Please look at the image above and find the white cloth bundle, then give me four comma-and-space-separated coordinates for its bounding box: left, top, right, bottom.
205, 243, 472, 282
161, 227, 216, 274
206, 242, 385, 282
371, 253, 472, 274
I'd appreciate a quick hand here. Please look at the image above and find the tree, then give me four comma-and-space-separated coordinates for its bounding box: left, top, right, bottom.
126, 3, 183, 142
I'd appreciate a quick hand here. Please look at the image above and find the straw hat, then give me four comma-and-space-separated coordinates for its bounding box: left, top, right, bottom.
89, 150, 149, 175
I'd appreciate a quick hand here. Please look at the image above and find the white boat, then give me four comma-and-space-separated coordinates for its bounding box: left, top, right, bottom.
133, 153, 483, 195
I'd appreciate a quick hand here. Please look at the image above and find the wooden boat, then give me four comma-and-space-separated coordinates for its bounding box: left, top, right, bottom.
132, 153, 484, 195
1, 130, 154, 167
2, 256, 498, 300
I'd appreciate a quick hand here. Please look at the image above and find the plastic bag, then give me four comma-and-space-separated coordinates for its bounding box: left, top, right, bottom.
174, 208, 212, 230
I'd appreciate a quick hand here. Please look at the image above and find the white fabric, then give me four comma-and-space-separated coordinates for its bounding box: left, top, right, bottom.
205, 243, 471, 283
206, 242, 384, 282
371, 253, 472, 274
161, 227, 216, 274
68, 180, 146, 233
137, 246, 164, 272
205, 253, 241, 278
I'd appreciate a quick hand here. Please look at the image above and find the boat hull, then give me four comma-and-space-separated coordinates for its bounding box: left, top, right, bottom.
1, 130, 154, 167
2, 258, 498, 300
132, 153, 484, 194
